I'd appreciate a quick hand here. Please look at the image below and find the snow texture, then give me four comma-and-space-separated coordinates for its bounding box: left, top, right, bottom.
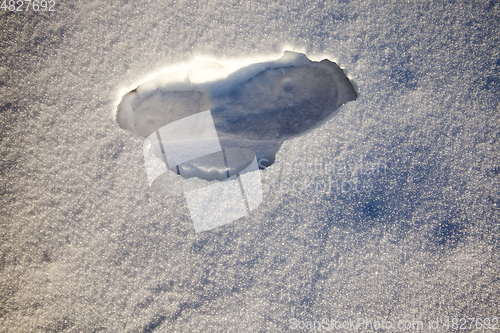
116, 51, 357, 170
1, 0, 499, 332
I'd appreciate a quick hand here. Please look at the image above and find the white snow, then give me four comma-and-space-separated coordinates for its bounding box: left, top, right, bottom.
0, 0, 499, 332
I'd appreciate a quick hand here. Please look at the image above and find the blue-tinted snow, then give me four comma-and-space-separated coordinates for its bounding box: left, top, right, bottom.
0, 0, 499, 332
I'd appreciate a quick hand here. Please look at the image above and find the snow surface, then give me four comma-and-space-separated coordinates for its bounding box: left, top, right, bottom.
118, 51, 356, 186
1, 0, 499, 332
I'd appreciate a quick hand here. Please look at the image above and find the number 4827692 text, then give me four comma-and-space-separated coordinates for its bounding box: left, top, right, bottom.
1, 0, 55, 12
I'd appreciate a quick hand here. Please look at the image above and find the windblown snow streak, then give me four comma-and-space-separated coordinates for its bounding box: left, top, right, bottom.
116, 51, 357, 180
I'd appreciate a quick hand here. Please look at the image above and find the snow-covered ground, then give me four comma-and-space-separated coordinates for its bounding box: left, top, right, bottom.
1, 1, 499, 332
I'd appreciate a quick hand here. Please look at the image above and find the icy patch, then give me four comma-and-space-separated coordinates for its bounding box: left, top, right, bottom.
116, 51, 357, 174
115, 51, 356, 232
114, 51, 357, 231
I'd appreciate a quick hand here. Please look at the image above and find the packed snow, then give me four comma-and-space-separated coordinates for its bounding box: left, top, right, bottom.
0, 0, 499, 332
116, 52, 356, 170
